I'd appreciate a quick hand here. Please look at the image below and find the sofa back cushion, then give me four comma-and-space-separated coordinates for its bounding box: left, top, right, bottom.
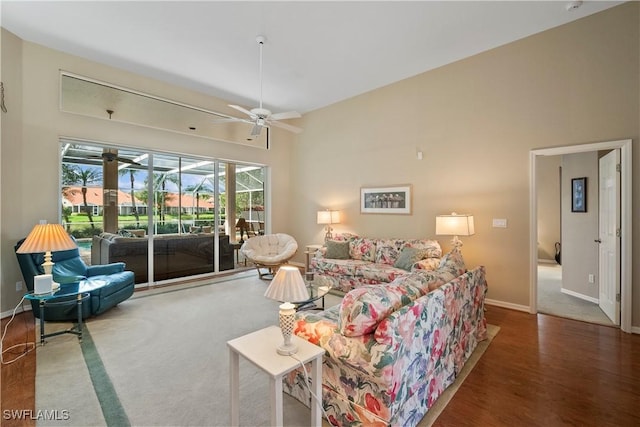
374, 239, 405, 265
349, 237, 377, 262
374, 239, 442, 265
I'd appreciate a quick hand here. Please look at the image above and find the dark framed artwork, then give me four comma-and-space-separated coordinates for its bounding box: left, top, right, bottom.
360, 185, 412, 214
571, 177, 587, 212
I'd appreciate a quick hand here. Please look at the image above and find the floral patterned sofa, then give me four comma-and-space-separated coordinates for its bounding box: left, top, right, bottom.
310, 234, 443, 293
286, 249, 488, 426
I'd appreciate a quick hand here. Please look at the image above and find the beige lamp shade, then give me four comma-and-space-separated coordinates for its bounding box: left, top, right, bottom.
435, 213, 475, 236
16, 222, 77, 275
435, 213, 474, 248
316, 210, 341, 225
16, 223, 77, 254
264, 265, 310, 303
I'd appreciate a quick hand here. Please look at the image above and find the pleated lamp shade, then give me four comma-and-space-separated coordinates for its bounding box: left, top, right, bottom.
264, 266, 309, 303
16, 223, 77, 254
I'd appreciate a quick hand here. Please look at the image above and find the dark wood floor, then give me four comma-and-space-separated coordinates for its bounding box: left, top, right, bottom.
1, 306, 639, 426
1, 310, 36, 427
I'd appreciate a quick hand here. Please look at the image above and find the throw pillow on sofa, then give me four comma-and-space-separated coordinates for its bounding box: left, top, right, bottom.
325, 240, 350, 259
404, 239, 442, 259
412, 257, 441, 272
439, 248, 466, 277
393, 247, 427, 271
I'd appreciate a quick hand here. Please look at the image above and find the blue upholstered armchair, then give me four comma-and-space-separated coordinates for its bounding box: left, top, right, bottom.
15, 238, 135, 321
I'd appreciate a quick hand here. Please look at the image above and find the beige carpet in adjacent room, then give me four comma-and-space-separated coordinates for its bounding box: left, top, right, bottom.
537, 263, 612, 326
35, 273, 497, 426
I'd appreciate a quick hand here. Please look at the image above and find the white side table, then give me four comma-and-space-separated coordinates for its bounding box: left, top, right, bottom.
227, 325, 325, 427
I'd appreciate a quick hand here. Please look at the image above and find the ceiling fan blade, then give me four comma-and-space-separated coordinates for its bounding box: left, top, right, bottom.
270, 120, 303, 134
117, 157, 141, 165
270, 111, 301, 121
229, 104, 256, 118
211, 117, 243, 124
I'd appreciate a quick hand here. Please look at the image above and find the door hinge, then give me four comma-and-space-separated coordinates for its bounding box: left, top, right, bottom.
616, 293, 621, 302
616, 163, 621, 172
616, 228, 621, 237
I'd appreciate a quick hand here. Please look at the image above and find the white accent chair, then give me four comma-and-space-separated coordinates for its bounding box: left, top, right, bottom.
240, 233, 298, 279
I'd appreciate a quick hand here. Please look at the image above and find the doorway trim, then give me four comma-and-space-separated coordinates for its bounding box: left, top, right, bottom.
529, 139, 632, 333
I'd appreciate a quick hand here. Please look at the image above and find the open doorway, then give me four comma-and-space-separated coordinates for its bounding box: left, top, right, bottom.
530, 139, 632, 333
536, 152, 615, 326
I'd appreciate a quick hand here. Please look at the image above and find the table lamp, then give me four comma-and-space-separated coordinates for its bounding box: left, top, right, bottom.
264, 266, 310, 355
16, 221, 78, 293
435, 213, 475, 248
317, 209, 340, 241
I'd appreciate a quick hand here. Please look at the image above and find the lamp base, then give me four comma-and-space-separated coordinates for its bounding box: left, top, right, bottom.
324, 226, 333, 241
276, 342, 298, 356
277, 302, 297, 356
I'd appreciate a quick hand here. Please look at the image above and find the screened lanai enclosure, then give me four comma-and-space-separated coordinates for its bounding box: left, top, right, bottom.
60, 139, 266, 285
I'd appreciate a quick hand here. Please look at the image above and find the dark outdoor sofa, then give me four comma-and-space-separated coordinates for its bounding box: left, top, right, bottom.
92, 232, 235, 283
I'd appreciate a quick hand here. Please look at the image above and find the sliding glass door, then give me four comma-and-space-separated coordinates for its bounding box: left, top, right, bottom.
60, 139, 265, 285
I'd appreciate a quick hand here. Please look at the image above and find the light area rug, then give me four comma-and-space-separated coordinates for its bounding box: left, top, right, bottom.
35, 273, 497, 426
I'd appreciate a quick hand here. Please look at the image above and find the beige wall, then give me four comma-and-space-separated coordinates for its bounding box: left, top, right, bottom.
561, 152, 599, 299
537, 155, 561, 261
0, 30, 295, 313
290, 3, 639, 326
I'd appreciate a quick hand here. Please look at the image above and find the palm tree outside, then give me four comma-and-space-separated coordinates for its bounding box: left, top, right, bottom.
62, 164, 102, 230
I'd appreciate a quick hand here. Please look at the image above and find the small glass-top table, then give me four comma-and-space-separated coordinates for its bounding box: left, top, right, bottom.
24, 279, 106, 344
293, 281, 332, 311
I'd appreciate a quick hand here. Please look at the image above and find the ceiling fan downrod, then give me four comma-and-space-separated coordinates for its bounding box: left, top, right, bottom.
256, 35, 265, 110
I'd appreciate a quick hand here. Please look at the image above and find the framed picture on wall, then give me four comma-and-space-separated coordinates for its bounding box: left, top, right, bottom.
571, 177, 587, 212
360, 185, 412, 214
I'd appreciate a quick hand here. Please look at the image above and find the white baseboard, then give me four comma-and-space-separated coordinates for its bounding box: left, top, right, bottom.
485, 298, 530, 312
486, 298, 640, 334
1, 303, 32, 320
560, 288, 599, 304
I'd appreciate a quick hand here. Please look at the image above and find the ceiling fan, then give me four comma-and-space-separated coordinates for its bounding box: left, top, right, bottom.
217, 35, 303, 138
88, 152, 141, 165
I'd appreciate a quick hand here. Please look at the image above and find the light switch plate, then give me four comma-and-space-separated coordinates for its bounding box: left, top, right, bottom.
492, 218, 508, 228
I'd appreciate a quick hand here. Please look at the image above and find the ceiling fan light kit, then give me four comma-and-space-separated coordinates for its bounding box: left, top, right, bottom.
217, 35, 302, 137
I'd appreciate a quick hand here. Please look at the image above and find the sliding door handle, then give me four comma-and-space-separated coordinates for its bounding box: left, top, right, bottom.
594, 239, 602, 243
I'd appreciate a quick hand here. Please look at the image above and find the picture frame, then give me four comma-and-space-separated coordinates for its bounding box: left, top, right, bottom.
360, 185, 412, 215
571, 177, 587, 213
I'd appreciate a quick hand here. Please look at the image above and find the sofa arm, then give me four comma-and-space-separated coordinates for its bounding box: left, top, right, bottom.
294, 309, 340, 347
86, 262, 126, 276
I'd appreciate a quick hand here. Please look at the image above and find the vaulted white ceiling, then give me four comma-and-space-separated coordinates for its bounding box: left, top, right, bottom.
1, 1, 624, 114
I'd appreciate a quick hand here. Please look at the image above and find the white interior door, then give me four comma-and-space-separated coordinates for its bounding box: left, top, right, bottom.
598, 149, 620, 325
